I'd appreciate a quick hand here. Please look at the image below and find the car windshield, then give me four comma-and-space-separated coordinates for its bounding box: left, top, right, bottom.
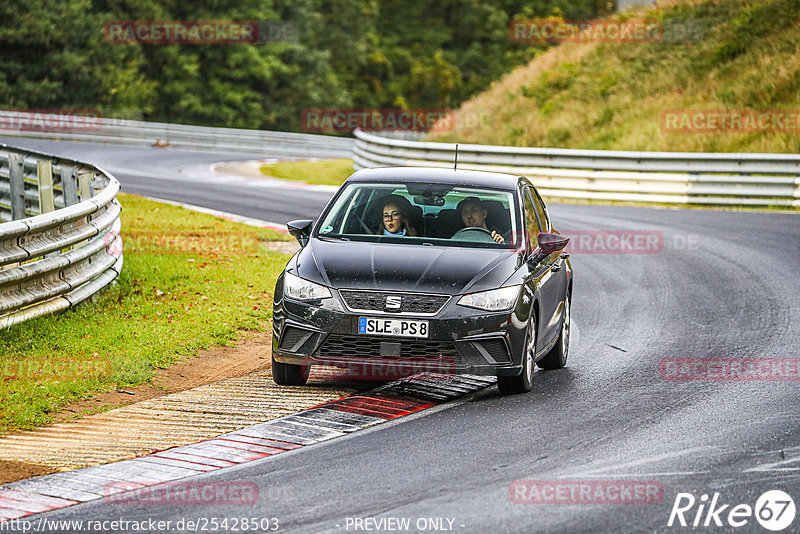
315, 182, 519, 248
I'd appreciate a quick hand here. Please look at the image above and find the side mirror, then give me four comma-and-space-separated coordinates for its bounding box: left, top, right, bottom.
537, 232, 570, 255
287, 219, 314, 247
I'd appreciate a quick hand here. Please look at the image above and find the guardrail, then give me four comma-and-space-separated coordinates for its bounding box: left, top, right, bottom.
352, 129, 800, 207
0, 144, 123, 329
0, 110, 353, 159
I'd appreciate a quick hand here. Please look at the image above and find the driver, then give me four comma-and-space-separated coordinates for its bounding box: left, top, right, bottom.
457, 197, 504, 243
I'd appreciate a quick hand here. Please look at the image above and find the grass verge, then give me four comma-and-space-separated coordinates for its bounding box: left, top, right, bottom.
260, 158, 354, 186
0, 193, 293, 435
427, 0, 800, 153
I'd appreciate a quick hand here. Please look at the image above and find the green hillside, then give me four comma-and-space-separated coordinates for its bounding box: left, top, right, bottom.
427, 0, 800, 153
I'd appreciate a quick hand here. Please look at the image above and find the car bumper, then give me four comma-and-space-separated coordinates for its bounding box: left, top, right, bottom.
272, 291, 528, 377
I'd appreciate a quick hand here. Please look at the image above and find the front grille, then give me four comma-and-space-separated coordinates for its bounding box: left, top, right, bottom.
339, 290, 449, 314
473, 338, 512, 363
317, 334, 458, 360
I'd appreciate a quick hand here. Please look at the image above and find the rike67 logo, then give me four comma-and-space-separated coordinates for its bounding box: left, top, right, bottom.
668, 490, 795, 531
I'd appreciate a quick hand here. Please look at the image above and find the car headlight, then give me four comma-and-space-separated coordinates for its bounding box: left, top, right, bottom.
284, 272, 331, 300
458, 285, 521, 311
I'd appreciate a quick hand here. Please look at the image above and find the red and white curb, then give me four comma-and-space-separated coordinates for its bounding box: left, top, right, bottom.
0, 374, 495, 521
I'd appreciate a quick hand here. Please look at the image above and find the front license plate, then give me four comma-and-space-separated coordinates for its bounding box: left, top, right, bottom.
358, 317, 429, 338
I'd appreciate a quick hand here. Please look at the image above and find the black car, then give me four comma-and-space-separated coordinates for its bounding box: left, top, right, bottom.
272, 167, 572, 394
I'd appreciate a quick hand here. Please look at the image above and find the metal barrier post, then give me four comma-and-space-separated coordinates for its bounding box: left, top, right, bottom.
8, 153, 25, 220
37, 160, 55, 214
62, 166, 79, 206
78, 172, 93, 201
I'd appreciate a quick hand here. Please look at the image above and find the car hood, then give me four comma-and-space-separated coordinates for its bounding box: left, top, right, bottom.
292, 238, 519, 295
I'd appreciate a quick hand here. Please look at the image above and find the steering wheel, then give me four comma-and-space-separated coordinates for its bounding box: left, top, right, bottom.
451, 226, 496, 243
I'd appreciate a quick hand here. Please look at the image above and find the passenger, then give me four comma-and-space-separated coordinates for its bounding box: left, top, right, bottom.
378, 196, 418, 237
457, 196, 504, 243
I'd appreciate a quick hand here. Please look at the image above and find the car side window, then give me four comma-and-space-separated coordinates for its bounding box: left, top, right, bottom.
528, 186, 550, 232
522, 189, 542, 251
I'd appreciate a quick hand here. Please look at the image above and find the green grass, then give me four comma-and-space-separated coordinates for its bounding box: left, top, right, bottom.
260, 158, 355, 186
0, 193, 293, 434
427, 0, 800, 153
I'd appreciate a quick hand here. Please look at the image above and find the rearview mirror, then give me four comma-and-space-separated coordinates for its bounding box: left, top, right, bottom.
413, 195, 445, 206
287, 219, 313, 247
537, 232, 570, 255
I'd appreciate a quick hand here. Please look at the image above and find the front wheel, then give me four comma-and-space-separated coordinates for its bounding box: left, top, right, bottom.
497, 310, 536, 395
538, 292, 570, 370
272, 355, 310, 386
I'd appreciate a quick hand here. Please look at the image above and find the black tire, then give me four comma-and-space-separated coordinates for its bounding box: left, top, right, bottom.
497, 309, 536, 395
272, 355, 310, 386
537, 292, 570, 370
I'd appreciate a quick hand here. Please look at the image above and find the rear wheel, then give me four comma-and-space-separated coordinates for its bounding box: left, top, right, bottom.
497, 310, 536, 395
538, 292, 570, 370
272, 355, 310, 386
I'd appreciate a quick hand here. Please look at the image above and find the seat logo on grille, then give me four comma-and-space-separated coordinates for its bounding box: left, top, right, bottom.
385, 295, 402, 310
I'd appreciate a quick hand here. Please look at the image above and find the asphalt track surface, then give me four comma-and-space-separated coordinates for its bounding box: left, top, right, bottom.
2, 138, 799, 533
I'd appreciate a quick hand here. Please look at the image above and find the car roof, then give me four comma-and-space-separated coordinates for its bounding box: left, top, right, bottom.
345, 166, 524, 191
